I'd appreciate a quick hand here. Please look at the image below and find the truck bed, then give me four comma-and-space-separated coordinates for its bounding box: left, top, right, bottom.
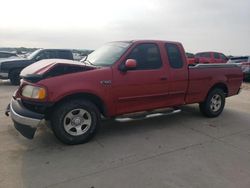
186, 63, 243, 104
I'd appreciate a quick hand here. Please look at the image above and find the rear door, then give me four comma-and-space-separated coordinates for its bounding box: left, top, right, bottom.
164, 43, 189, 105
112, 42, 171, 115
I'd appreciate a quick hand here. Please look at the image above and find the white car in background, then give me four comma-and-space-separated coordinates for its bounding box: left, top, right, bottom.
228, 56, 250, 81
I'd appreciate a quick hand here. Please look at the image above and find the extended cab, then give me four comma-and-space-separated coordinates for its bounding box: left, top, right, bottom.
6, 40, 243, 145
0, 49, 74, 85
195, 52, 228, 64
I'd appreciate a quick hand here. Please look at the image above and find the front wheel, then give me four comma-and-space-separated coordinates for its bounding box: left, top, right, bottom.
51, 99, 100, 145
199, 88, 225, 118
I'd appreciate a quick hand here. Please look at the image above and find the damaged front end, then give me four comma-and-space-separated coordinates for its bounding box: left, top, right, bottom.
20, 59, 97, 83
5, 98, 45, 139
5, 59, 97, 139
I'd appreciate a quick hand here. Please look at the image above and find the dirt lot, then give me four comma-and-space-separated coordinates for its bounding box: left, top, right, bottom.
0, 80, 250, 188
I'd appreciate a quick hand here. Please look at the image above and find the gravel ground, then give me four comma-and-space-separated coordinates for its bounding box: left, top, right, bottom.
242, 82, 250, 90
0, 80, 250, 188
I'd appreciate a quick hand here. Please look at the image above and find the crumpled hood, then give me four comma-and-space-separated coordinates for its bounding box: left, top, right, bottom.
20, 59, 97, 83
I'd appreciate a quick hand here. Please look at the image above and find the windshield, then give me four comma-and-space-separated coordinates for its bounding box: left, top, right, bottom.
85, 42, 131, 66
27, 49, 42, 60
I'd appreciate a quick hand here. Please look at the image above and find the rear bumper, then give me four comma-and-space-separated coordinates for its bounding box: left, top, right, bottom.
7, 98, 45, 139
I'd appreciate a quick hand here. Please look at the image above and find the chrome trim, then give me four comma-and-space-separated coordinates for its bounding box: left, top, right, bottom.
189, 63, 240, 69
115, 109, 181, 122
10, 99, 42, 128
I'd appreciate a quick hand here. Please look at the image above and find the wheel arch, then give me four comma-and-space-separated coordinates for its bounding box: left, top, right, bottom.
51, 92, 108, 117
207, 82, 228, 97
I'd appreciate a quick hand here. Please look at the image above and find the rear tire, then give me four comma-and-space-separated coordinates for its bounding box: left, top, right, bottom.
51, 99, 100, 145
199, 88, 225, 118
9, 69, 21, 85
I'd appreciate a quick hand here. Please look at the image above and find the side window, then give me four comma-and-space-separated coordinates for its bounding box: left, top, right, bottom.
46, 51, 57, 59
165, 43, 184, 69
214, 53, 220, 59
35, 51, 47, 60
57, 51, 72, 59
204, 53, 211, 58
196, 53, 210, 58
127, 43, 162, 70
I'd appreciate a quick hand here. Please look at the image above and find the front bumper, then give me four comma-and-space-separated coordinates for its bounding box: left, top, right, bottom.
6, 98, 45, 139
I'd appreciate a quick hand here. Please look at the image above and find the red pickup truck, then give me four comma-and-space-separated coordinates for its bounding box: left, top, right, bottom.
195, 52, 228, 64
6, 40, 243, 145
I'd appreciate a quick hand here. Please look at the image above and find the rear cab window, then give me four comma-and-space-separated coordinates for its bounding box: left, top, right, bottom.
165, 43, 184, 69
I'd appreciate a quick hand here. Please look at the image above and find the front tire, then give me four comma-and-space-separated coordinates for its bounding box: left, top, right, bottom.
199, 88, 225, 118
51, 99, 100, 145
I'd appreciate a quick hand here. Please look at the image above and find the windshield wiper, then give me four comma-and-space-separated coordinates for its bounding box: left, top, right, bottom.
81, 58, 95, 66
85, 59, 95, 66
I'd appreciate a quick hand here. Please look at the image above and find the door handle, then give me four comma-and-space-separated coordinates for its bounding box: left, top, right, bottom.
160, 76, 167, 81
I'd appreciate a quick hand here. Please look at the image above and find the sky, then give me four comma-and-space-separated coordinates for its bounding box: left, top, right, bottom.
0, 0, 249, 55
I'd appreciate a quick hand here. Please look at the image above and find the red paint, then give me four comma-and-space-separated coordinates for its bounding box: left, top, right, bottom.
125, 59, 137, 69
17, 40, 243, 117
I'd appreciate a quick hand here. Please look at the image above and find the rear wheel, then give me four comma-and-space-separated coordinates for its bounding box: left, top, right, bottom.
51, 99, 100, 145
9, 69, 21, 85
199, 88, 225, 118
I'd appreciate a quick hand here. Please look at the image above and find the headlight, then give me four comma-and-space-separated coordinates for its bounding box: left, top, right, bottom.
21, 85, 46, 100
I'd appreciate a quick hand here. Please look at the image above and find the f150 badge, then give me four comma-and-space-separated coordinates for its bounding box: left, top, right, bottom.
100, 80, 112, 86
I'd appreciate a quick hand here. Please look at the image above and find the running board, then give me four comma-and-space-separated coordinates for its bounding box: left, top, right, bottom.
115, 108, 181, 122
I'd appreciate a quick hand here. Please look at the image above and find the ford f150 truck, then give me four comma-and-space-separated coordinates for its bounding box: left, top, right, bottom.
6, 40, 243, 145
0, 49, 74, 85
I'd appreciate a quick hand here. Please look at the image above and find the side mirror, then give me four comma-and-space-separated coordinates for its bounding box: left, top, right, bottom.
125, 59, 137, 69
119, 59, 137, 72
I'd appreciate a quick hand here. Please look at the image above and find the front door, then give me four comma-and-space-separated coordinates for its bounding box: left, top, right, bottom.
112, 43, 170, 115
